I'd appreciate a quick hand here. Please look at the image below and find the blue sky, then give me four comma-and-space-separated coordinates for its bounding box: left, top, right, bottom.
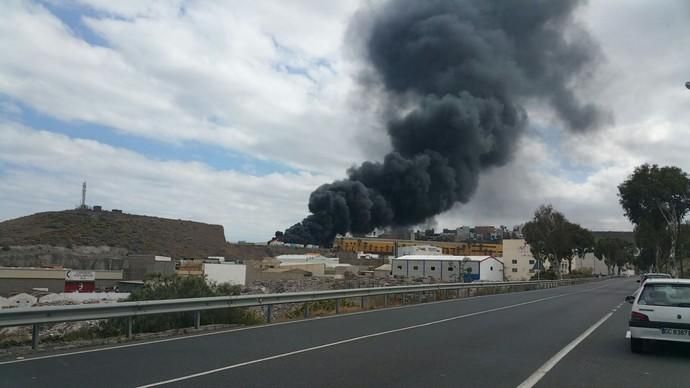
2, 96, 298, 175
38, 1, 110, 47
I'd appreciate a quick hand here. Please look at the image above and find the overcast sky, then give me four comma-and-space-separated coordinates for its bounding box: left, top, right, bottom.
1, 0, 689, 242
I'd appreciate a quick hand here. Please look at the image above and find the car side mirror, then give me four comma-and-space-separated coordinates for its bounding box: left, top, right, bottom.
636, 279, 640, 283
625, 295, 635, 304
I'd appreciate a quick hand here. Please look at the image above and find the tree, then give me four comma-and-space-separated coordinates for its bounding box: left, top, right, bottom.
618, 164, 690, 275
570, 223, 595, 273
634, 219, 670, 272
677, 223, 690, 277
594, 237, 636, 275
523, 205, 594, 278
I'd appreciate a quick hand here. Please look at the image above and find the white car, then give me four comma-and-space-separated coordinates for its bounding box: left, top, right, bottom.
637, 272, 672, 284
627, 278, 690, 353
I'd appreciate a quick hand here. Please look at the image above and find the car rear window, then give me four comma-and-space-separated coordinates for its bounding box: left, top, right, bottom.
639, 284, 690, 307
643, 274, 672, 281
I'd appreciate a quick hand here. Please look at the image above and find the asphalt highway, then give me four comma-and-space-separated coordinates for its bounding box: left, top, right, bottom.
2, 278, 686, 388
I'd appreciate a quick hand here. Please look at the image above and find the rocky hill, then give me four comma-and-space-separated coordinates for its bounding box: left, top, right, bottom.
0, 210, 227, 258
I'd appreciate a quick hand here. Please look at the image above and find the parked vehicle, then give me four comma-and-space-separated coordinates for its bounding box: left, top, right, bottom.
637, 273, 672, 284
626, 279, 690, 353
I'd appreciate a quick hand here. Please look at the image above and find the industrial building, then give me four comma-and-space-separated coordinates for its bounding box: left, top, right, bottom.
334, 237, 502, 257
0, 267, 123, 296
391, 255, 504, 282
397, 245, 442, 257
124, 255, 176, 280
274, 254, 356, 279
176, 258, 247, 286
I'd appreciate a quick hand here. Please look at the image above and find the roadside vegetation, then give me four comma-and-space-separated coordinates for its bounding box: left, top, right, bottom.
99, 276, 262, 336
523, 163, 690, 278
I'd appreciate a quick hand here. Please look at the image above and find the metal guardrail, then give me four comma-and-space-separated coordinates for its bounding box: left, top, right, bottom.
0, 278, 601, 349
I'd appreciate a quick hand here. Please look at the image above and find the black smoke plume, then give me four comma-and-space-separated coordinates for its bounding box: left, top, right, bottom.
282, 0, 608, 247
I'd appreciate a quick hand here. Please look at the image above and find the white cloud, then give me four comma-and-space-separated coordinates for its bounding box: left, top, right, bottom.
0, 122, 330, 241
2, 0, 689, 241
0, 1, 365, 174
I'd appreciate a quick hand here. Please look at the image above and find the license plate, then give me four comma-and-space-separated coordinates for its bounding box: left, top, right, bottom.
661, 328, 690, 336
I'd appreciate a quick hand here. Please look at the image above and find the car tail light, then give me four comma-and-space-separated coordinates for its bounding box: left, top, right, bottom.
631, 311, 649, 322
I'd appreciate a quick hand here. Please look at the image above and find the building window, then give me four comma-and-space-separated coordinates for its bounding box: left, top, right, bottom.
512, 259, 517, 264
397, 265, 402, 270
430, 266, 436, 271
413, 266, 418, 270
512, 268, 518, 273
490, 266, 494, 271
529, 260, 535, 264
448, 267, 454, 271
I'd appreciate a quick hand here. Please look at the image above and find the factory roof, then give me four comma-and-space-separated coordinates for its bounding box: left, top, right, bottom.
393, 255, 501, 262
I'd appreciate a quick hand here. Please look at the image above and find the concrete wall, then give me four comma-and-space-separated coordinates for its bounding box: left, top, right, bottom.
203, 263, 246, 286
422, 260, 443, 279
278, 262, 325, 276
479, 257, 504, 281
571, 253, 608, 275
251, 269, 312, 282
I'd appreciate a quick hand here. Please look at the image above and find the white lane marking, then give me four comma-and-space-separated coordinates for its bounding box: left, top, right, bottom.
516, 302, 624, 388
0, 280, 616, 366
136, 284, 615, 388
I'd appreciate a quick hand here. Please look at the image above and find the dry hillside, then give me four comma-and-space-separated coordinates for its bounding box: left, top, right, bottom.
0, 210, 227, 258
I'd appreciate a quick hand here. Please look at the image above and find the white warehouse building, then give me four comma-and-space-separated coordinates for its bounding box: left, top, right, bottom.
391, 255, 504, 282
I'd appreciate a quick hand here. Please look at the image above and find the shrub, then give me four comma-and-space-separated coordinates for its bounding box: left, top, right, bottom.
566, 268, 593, 279
530, 270, 559, 280
100, 276, 261, 335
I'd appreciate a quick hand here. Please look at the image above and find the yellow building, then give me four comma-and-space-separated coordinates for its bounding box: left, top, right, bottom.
334, 237, 502, 257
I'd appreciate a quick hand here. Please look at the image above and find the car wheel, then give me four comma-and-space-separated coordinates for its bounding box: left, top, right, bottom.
630, 337, 645, 353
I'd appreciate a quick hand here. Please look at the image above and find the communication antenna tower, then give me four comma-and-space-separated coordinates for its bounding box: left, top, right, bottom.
81, 181, 87, 209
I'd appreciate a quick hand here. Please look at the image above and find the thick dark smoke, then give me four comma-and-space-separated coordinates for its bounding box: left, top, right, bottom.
282, 0, 608, 247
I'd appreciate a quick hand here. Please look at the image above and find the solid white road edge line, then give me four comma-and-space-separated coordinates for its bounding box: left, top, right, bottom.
0, 280, 616, 366
516, 301, 625, 388
135, 288, 612, 388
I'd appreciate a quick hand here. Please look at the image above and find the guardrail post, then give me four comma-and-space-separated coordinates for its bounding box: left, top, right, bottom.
31, 324, 39, 350
304, 302, 310, 319
361, 296, 366, 310
194, 311, 201, 329
265, 305, 273, 323
127, 316, 133, 338
384, 294, 389, 308
335, 298, 340, 314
